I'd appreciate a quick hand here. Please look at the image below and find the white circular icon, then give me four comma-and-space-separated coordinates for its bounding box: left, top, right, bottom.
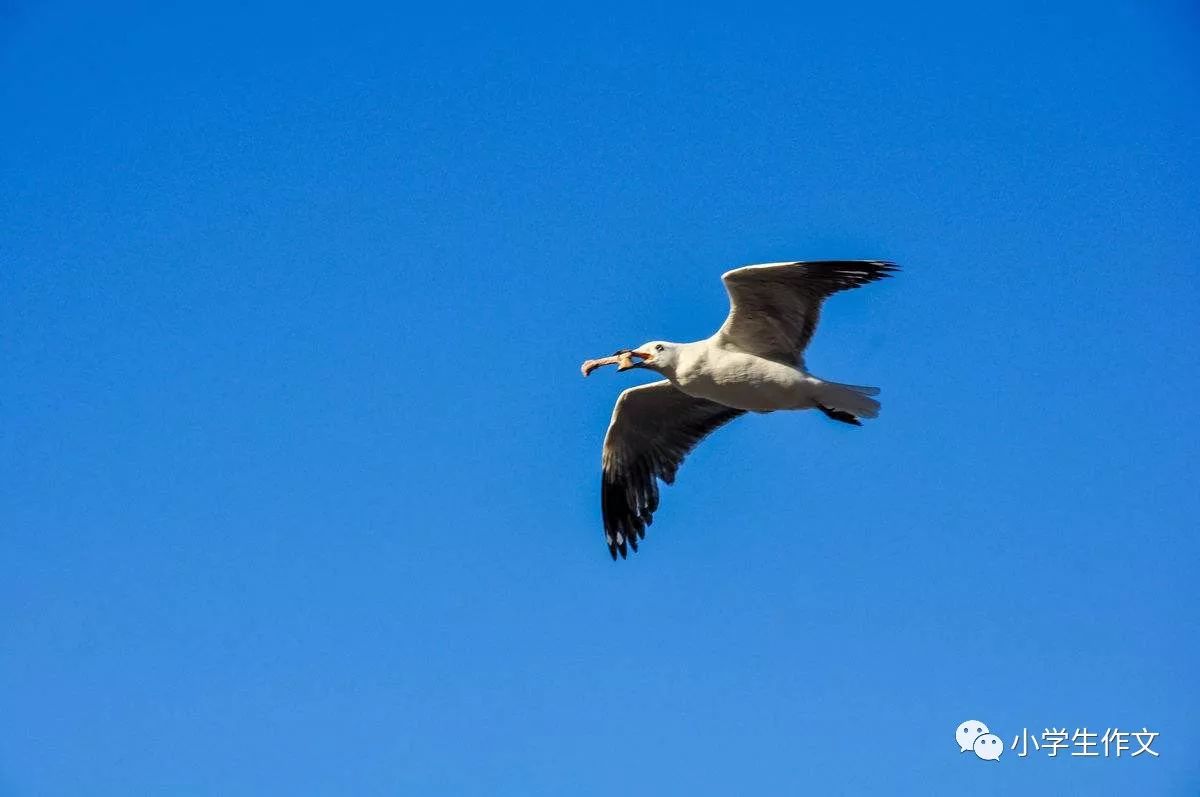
973, 732, 1003, 761
956, 719, 989, 753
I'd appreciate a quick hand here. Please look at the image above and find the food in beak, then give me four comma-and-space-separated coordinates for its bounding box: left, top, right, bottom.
580, 350, 646, 377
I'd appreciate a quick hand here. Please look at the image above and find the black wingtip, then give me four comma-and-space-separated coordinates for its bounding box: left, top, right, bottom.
797, 260, 900, 291
854, 260, 900, 277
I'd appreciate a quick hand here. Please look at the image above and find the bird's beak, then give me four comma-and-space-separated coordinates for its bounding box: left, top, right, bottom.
580, 350, 651, 377
617, 351, 652, 371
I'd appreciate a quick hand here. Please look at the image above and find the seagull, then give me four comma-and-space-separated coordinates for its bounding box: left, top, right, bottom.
581, 260, 898, 559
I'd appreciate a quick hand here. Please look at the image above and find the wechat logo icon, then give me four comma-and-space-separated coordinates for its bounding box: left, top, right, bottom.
957, 719, 1003, 762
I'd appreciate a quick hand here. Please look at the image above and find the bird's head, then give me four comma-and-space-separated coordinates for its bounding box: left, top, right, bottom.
626, 341, 678, 373
580, 341, 680, 377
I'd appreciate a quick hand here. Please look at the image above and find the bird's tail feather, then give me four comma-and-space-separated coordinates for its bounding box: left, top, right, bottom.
816, 381, 881, 420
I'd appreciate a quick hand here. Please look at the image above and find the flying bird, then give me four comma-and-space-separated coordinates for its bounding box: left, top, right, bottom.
582, 260, 898, 559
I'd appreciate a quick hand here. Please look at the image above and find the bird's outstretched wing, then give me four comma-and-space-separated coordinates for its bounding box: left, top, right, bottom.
601, 380, 744, 559
715, 260, 897, 367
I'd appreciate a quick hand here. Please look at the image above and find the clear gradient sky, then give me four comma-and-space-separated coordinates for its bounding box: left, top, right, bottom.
2, 2, 1198, 795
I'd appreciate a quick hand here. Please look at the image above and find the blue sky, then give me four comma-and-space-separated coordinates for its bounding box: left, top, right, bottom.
2, 1, 1198, 794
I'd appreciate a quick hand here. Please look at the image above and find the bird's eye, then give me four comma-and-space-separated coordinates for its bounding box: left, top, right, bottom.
655, 344, 664, 352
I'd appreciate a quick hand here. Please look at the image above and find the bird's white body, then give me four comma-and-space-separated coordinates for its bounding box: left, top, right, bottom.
661, 340, 822, 413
